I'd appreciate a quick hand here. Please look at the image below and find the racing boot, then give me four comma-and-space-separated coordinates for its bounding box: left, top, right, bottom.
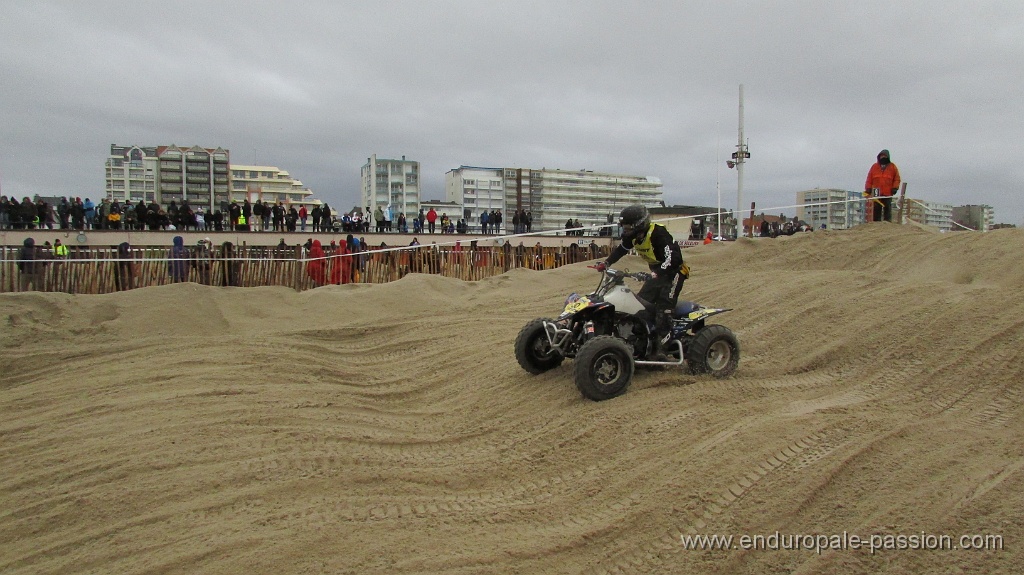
649, 310, 673, 362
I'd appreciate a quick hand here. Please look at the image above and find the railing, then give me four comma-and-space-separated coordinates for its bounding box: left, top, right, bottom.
1, 243, 610, 294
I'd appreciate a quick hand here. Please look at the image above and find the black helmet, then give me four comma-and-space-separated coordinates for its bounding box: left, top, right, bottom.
618, 204, 651, 241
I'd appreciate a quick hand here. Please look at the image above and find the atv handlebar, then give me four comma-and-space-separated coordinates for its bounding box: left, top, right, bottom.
587, 264, 650, 282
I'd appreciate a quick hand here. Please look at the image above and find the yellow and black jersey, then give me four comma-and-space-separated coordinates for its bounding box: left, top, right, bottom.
607, 223, 685, 275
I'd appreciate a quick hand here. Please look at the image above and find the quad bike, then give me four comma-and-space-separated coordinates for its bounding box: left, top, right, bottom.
514, 266, 739, 401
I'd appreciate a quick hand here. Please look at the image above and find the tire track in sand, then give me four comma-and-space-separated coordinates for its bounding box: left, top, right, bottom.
586, 430, 828, 575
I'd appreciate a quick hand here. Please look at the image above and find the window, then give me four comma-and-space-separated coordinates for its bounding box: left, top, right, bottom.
250, 171, 259, 179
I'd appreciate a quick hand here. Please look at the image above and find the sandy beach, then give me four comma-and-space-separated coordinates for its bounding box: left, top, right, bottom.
2, 223, 1021, 574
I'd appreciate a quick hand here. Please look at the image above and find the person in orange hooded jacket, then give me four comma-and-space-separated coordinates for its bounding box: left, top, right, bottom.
864, 149, 901, 223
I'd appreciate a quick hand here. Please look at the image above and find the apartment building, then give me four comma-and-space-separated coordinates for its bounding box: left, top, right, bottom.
951, 204, 995, 232
796, 188, 865, 230
105, 144, 229, 211
104, 145, 159, 204
444, 166, 505, 228
106, 145, 319, 212
904, 198, 953, 231
230, 164, 317, 207
361, 154, 420, 221
445, 166, 663, 233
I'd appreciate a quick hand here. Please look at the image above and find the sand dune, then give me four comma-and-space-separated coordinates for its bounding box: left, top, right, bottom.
2, 223, 1022, 574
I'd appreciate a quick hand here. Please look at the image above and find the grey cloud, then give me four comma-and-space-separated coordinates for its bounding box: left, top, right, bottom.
2, 1, 1023, 223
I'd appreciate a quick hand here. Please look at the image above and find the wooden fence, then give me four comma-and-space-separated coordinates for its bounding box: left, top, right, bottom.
0, 243, 610, 294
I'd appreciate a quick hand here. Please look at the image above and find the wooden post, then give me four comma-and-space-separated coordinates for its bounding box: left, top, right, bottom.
897, 182, 908, 224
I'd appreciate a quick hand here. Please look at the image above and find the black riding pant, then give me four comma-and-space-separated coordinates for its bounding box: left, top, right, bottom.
638, 271, 685, 338
873, 196, 894, 222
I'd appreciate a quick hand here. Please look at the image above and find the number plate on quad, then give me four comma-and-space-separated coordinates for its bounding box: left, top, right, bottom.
560, 293, 591, 318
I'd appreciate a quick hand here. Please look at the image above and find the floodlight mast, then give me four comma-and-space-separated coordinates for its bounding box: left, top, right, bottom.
729, 84, 751, 237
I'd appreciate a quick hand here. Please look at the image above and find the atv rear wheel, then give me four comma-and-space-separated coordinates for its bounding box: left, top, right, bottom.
574, 336, 634, 401
515, 318, 565, 374
687, 325, 739, 378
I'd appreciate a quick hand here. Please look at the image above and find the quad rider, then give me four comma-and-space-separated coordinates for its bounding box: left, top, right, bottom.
597, 204, 688, 360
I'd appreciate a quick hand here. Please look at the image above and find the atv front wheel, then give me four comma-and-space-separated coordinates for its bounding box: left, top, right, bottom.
515, 318, 565, 374
574, 336, 634, 401
687, 325, 739, 378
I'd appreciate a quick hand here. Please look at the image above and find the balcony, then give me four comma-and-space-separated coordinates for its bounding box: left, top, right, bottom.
160, 163, 182, 171
161, 174, 182, 183
185, 163, 208, 172
187, 176, 209, 184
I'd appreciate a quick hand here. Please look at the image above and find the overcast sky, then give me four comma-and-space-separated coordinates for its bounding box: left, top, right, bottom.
2, 1, 1022, 224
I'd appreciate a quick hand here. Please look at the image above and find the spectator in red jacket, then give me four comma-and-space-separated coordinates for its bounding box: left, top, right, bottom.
334, 239, 352, 284
306, 239, 326, 286
864, 149, 901, 223
426, 208, 438, 233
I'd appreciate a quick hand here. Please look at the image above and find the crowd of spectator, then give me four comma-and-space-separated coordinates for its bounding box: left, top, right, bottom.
2, 196, 586, 240
564, 218, 586, 236
0, 195, 344, 234
758, 217, 815, 238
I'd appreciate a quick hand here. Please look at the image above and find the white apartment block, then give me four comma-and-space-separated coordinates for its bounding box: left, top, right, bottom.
797, 188, 865, 230
107, 145, 319, 212
106, 144, 231, 210
105, 145, 158, 204
445, 166, 663, 233
903, 199, 953, 231
154, 145, 230, 211
445, 166, 505, 228
361, 154, 421, 221
230, 165, 318, 207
